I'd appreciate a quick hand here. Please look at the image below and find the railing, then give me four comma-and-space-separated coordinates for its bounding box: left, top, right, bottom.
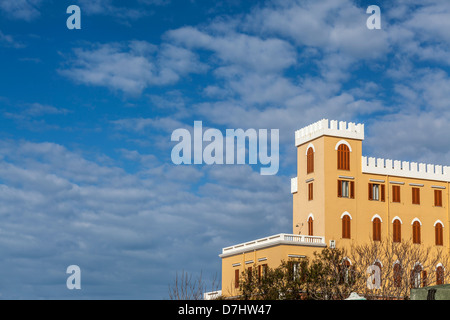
220, 233, 325, 257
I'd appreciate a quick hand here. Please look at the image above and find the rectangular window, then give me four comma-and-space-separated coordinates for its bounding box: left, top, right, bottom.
369, 183, 385, 201
234, 269, 240, 288
392, 185, 401, 203
338, 180, 354, 199
412, 187, 420, 205
308, 183, 313, 201
435, 189, 443, 207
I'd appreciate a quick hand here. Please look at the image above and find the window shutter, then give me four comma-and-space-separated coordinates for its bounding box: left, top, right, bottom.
368, 183, 373, 200
381, 184, 385, 202
235, 269, 239, 288
338, 180, 342, 197
350, 181, 355, 199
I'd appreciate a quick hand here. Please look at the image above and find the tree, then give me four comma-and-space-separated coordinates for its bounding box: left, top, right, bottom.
238, 259, 309, 300
237, 248, 363, 300
349, 237, 450, 300
306, 247, 362, 300
168, 270, 220, 300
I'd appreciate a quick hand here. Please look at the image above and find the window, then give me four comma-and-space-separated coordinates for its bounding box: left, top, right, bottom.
307, 147, 314, 174
410, 265, 426, 288
392, 185, 401, 203
308, 183, 313, 201
393, 219, 402, 243
393, 263, 402, 288
437, 266, 445, 285
258, 264, 268, 282
412, 187, 420, 205
338, 180, 354, 199
412, 220, 421, 244
369, 183, 385, 201
234, 269, 240, 288
434, 189, 443, 207
373, 217, 381, 241
342, 215, 351, 239
435, 222, 444, 246
337, 144, 350, 170
308, 216, 314, 236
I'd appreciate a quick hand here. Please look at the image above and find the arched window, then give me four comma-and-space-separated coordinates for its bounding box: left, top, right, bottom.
337, 144, 350, 170
410, 264, 426, 288
372, 217, 381, 241
393, 219, 402, 243
393, 262, 402, 287
342, 215, 351, 239
307, 147, 314, 174
308, 216, 314, 236
436, 265, 445, 285
435, 222, 444, 246
412, 220, 421, 244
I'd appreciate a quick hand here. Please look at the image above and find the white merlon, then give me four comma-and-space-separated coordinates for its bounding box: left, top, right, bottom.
362, 156, 450, 182
295, 119, 364, 147
291, 177, 298, 194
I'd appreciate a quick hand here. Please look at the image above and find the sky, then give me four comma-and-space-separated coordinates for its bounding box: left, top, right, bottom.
0, 0, 450, 299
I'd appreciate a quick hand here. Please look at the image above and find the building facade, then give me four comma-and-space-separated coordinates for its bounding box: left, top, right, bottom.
219, 119, 449, 298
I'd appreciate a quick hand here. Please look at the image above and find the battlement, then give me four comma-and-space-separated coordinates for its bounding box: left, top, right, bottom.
362, 156, 450, 182
295, 119, 364, 146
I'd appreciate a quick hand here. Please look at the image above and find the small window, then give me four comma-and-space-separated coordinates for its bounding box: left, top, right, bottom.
393, 263, 402, 288
338, 180, 354, 199
435, 222, 444, 246
308, 216, 314, 236
234, 269, 240, 288
392, 185, 401, 203
434, 189, 443, 207
393, 219, 402, 243
307, 147, 314, 174
308, 183, 313, 201
258, 264, 268, 282
337, 144, 350, 171
342, 215, 351, 239
412, 187, 420, 205
437, 266, 445, 285
373, 217, 381, 241
412, 220, 421, 244
369, 183, 385, 201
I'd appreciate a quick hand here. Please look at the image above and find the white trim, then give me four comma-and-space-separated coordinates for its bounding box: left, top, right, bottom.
409, 183, 424, 187
307, 213, 314, 221
305, 143, 315, 155
373, 259, 383, 268
288, 254, 306, 258
390, 181, 405, 185
343, 257, 352, 265
335, 140, 352, 152
245, 260, 254, 265
258, 257, 267, 262
339, 175, 354, 180
340, 211, 352, 220
411, 218, 422, 226
371, 214, 383, 223
432, 185, 446, 189
434, 220, 444, 227
232, 263, 241, 267
370, 179, 385, 183
392, 216, 403, 224
436, 263, 445, 271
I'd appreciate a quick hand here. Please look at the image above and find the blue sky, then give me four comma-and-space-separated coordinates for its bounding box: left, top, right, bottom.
0, 0, 450, 299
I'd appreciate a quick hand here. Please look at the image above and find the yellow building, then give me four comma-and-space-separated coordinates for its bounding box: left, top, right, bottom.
218, 119, 449, 298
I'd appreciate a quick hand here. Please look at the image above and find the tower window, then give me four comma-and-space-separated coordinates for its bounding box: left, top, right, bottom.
307, 147, 314, 174
337, 144, 350, 170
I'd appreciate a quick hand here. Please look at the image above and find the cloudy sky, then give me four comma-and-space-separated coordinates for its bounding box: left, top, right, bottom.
0, 0, 450, 299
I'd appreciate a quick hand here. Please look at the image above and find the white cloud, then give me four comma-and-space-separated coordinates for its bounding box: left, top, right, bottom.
0, 0, 41, 21
59, 41, 207, 96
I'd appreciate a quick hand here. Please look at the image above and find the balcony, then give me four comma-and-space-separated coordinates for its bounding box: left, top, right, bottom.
219, 233, 326, 258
